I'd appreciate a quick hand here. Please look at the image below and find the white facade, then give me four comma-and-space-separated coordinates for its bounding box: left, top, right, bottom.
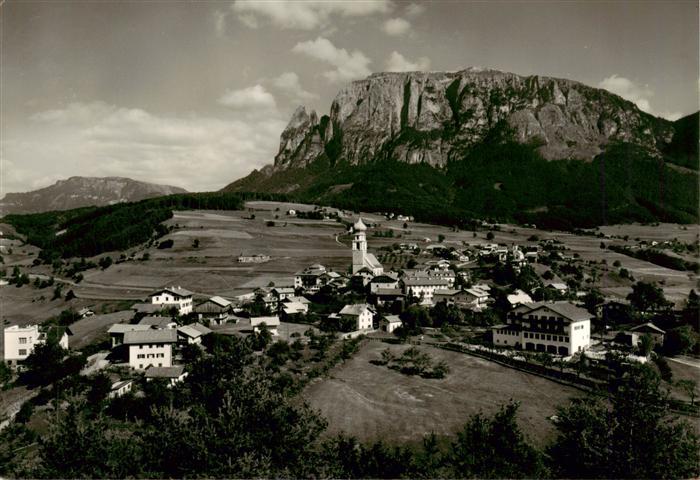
339, 304, 375, 330
149, 287, 193, 315
4, 325, 40, 362
3, 325, 69, 364
129, 343, 173, 370
492, 302, 592, 356
403, 280, 450, 303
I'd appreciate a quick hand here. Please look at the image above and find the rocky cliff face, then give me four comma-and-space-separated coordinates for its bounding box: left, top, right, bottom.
272, 68, 672, 170
1, 176, 187, 214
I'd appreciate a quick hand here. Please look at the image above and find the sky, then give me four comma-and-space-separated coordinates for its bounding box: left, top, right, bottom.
2, 0, 698, 194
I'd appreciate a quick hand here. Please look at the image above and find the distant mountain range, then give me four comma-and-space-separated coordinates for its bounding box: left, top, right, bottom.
1, 176, 187, 214
224, 68, 698, 228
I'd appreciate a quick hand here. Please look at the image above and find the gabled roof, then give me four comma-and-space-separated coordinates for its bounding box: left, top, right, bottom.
374, 288, 404, 296
177, 325, 204, 339
282, 296, 310, 304
191, 323, 212, 335
138, 316, 175, 328
108, 324, 152, 335
150, 286, 193, 298
371, 273, 399, 283
209, 296, 232, 307
434, 289, 463, 296
283, 302, 307, 314
404, 278, 450, 287
339, 304, 373, 316
132, 303, 166, 314
519, 301, 592, 322
145, 365, 186, 378
250, 316, 281, 327
629, 322, 665, 335
123, 329, 177, 344
384, 315, 402, 324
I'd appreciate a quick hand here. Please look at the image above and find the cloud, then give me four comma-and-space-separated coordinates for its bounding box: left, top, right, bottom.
405, 3, 426, 17
218, 84, 277, 111
292, 37, 371, 83
598, 74, 682, 120
232, 0, 392, 30
385, 51, 430, 72
382, 17, 411, 36
214, 10, 228, 37
5, 101, 287, 193
272, 72, 319, 101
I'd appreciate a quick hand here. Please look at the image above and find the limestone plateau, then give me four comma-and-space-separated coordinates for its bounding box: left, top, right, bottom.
1, 176, 187, 214
272, 68, 674, 171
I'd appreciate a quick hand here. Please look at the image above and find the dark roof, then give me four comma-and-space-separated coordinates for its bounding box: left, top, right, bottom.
138, 316, 174, 328
123, 329, 177, 345
145, 366, 186, 378
149, 286, 193, 298
520, 301, 592, 322
629, 323, 665, 335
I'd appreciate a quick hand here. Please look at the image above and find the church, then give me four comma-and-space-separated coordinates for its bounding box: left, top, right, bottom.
351, 217, 384, 276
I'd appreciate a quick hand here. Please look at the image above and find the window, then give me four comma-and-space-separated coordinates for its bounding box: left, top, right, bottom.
139, 364, 143, 369
137, 354, 145, 359
19, 337, 27, 344
546, 335, 551, 341
18, 349, 27, 356
565, 336, 569, 342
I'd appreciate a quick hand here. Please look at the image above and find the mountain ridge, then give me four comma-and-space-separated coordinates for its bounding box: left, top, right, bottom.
1, 176, 188, 214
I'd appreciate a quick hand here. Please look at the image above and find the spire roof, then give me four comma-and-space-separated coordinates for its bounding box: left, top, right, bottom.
354, 217, 367, 231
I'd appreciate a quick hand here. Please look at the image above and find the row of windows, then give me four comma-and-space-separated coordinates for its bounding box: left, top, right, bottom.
138, 344, 169, 349
18, 337, 28, 344
573, 324, 585, 331
138, 363, 163, 369
524, 332, 569, 342
136, 353, 165, 359
18, 349, 27, 356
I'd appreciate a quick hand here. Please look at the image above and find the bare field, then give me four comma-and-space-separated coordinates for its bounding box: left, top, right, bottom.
304, 341, 579, 447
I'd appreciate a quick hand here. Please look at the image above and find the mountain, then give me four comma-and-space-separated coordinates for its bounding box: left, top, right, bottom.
1, 176, 188, 214
224, 68, 698, 229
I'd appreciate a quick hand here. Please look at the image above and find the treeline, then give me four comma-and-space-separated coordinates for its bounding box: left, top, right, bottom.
1, 335, 697, 479
609, 244, 699, 272
3, 191, 288, 260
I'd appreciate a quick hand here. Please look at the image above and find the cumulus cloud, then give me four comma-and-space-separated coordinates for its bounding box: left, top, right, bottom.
214, 10, 228, 37
272, 72, 319, 101
405, 3, 426, 17
598, 74, 682, 120
382, 17, 411, 36
218, 84, 277, 111
232, 0, 392, 30
292, 37, 371, 83
385, 51, 430, 72
4, 101, 287, 193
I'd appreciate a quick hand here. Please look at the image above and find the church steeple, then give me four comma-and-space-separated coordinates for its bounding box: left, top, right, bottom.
352, 217, 367, 253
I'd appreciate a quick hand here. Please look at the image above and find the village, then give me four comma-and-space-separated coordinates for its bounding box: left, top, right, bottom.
2, 208, 697, 419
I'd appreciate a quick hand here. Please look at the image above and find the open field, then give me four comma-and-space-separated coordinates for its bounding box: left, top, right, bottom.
303, 341, 580, 447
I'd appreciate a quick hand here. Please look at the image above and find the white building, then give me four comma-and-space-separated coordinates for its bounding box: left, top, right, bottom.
351, 218, 384, 275
250, 316, 281, 336
339, 304, 375, 331
3, 324, 70, 365
109, 379, 134, 399
177, 323, 211, 345
383, 315, 402, 333
492, 301, 592, 356
148, 286, 193, 315
124, 329, 177, 370
402, 278, 450, 303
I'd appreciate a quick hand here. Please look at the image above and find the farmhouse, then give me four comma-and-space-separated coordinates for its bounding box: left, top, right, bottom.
272, 287, 295, 301
145, 365, 188, 387
281, 301, 309, 317
372, 288, 405, 306
250, 316, 281, 335
3, 324, 71, 365
294, 264, 327, 291
624, 323, 666, 347
177, 323, 212, 344
148, 286, 193, 315
124, 329, 177, 370
492, 301, 592, 356
351, 218, 384, 275
108, 379, 134, 399
382, 315, 402, 333
108, 324, 151, 348
369, 273, 399, 293
195, 296, 233, 324
433, 289, 478, 308
339, 304, 375, 331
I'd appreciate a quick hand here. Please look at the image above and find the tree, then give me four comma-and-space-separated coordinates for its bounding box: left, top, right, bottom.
486, 231, 495, 241
448, 401, 545, 478
21, 341, 67, 386
663, 325, 697, 355
638, 333, 654, 356
549, 363, 700, 479
676, 379, 697, 406
86, 373, 112, 406
98, 256, 113, 269
380, 348, 394, 365
249, 324, 273, 351
65, 289, 76, 301
627, 281, 671, 313
192, 239, 200, 248
438, 234, 445, 243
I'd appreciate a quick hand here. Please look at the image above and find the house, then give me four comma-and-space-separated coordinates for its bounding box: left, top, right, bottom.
272, 287, 295, 301
294, 264, 327, 291
148, 286, 193, 315
403, 277, 451, 303
596, 297, 634, 326
78, 307, 94, 318
507, 289, 534, 307
145, 365, 188, 387
281, 301, 309, 317
108, 379, 134, 399
124, 329, 177, 370
250, 316, 281, 335
372, 288, 405, 306
369, 273, 399, 293
492, 301, 592, 356
625, 323, 666, 347
383, 315, 402, 333
433, 289, 479, 308
3, 324, 71, 365
177, 323, 211, 345
108, 324, 152, 349
545, 281, 569, 293
339, 304, 375, 331
195, 296, 233, 324
351, 218, 384, 275
281, 296, 310, 306
138, 316, 177, 330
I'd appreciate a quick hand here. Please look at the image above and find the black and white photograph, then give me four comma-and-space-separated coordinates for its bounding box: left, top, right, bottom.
0, 1, 698, 478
